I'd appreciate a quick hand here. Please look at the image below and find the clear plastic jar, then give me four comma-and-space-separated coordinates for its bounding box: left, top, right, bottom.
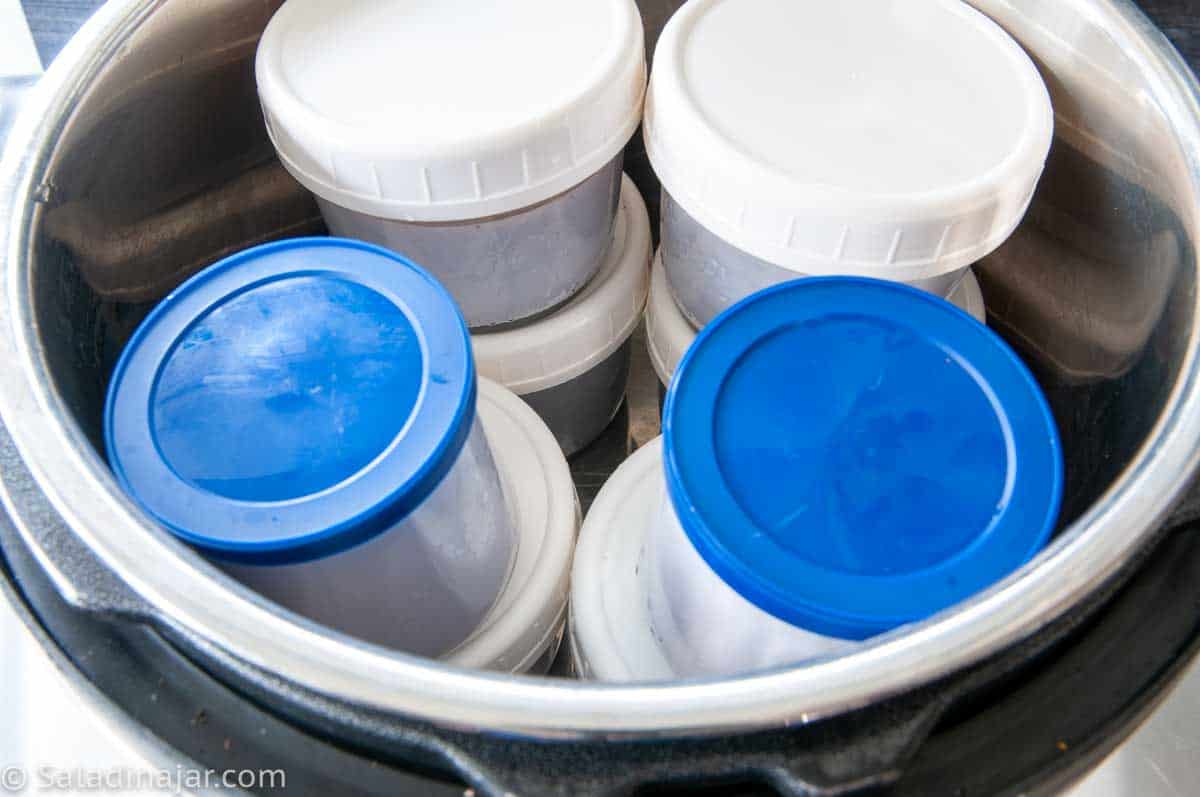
256, 0, 646, 327
222, 416, 515, 657
104, 239, 577, 666
318, 157, 623, 328
472, 175, 652, 454
661, 192, 969, 328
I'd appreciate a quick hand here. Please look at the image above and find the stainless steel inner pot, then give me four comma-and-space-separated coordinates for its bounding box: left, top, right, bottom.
3, 0, 1200, 747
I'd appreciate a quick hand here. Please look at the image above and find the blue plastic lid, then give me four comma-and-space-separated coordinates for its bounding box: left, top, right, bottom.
105, 238, 475, 565
662, 277, 1062, 640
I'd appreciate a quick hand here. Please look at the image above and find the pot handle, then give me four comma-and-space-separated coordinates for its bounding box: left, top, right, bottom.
434, 694, 951, 797
0, 420, 155, 619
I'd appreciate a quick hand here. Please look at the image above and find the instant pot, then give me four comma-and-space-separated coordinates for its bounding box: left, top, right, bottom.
5, 0, 1200, 794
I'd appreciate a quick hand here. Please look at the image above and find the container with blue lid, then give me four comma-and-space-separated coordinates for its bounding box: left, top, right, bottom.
570, 277, 1062, 680
106, 238, 578, 665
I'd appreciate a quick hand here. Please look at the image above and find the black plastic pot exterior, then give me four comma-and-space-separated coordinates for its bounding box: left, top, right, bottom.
5, 429, 1200, 795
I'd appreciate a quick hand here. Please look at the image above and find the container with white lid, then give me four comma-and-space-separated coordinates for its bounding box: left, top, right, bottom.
105, 238, 578, 670
255, 0, 646, 328
572, 278, 1063, 681
645, 0, 1053, 328
473, 175, 652, 456
645, 250, 988, 394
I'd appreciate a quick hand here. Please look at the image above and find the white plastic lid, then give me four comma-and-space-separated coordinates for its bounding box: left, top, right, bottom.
570, 437, 675, 681
644, 0, 1053, 280
472, 175, 652, 394
257, 0, 646, 222
645, 251, 695, 388
645, 251, 989, 388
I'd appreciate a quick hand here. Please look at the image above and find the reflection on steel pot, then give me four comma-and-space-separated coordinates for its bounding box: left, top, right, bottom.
4, 0, 1200, 793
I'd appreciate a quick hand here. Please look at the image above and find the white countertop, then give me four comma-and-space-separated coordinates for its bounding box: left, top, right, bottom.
0, 592, 190, 796
0, 0, 40, 77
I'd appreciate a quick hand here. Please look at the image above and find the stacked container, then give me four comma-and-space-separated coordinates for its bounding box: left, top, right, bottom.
472, 176, 652, 455
255, 0, 647, 330
572, 279, 1064, 681
642, 0, 1053, 344
105, 239, 579, 672
646, 251, 988, 395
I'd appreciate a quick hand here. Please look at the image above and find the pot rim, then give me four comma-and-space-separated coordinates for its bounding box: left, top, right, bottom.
3, 0, 1200, 739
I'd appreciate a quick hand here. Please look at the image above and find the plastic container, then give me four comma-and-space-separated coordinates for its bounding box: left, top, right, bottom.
256, 0, 646, 328
663, 194, 972, 328
473, 175, 652, 456
105, 238, 577, 667
645, 0, 1053, 328
572, 278, 1063, 681
645, 250, 988, 392
441, 379, 580, 674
